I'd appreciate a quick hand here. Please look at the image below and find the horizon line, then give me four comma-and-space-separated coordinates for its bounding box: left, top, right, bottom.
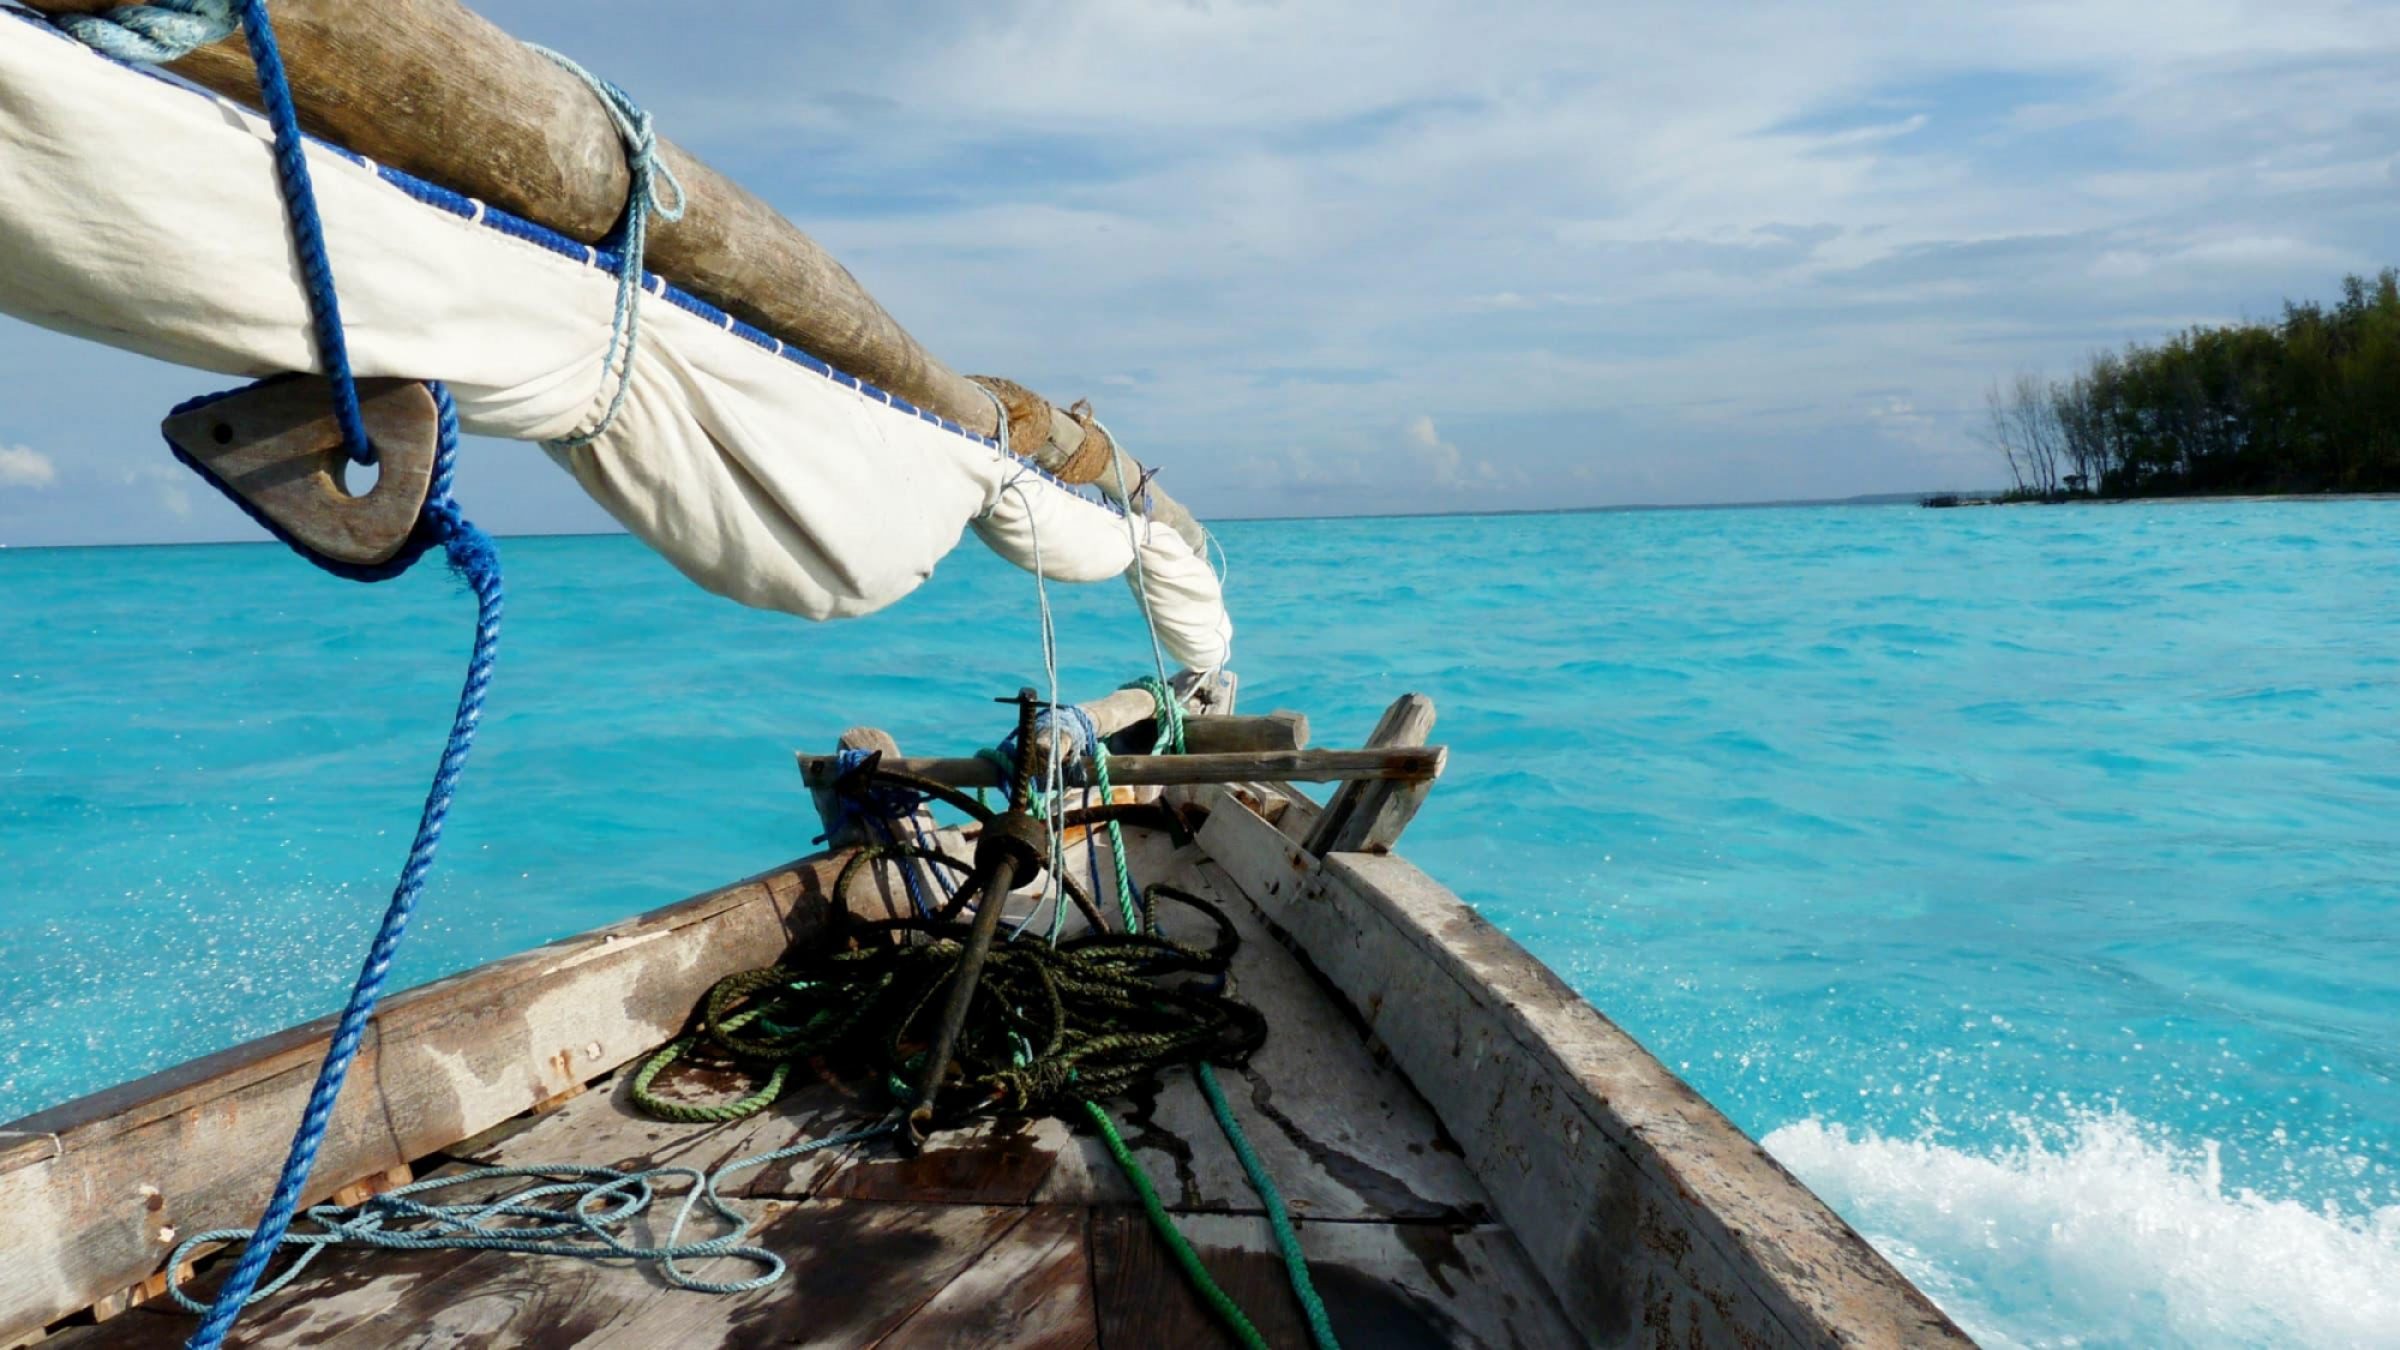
0, 489, 1987, 552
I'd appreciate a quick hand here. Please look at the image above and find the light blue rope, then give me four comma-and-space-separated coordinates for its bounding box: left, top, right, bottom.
50, 0, 231, 64
525, 45, 686, 449
164, 1121, 896, 1311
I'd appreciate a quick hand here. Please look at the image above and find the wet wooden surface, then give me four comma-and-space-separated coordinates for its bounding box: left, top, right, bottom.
43, 831, 1577, 1348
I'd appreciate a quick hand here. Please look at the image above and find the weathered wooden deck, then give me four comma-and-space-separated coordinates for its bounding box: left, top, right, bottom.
45, 832, 1579, 1348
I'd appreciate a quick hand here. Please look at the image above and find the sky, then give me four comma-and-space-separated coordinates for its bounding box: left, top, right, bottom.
2, 0, 2396, 545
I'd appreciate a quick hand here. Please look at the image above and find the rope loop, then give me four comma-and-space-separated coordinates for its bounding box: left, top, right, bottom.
163, 1122, 895, 1312
525, 45, 686, 449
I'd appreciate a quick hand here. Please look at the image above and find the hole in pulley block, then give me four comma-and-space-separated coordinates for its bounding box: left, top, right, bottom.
335, 452, 382, 498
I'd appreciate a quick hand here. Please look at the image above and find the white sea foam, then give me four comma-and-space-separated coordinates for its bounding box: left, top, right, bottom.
1763, 1112, 2400, 1349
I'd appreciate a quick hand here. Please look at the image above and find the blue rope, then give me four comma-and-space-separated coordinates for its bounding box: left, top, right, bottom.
163, 1122, 895, 1311
171, 385, 501, 1350
65, 0, 374, 466
524, 45, 685, 449
824, 746, 941, 919
55, 5, 507, 1346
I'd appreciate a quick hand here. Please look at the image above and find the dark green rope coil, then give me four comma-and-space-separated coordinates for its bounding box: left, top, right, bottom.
631, 884, 1264, 1127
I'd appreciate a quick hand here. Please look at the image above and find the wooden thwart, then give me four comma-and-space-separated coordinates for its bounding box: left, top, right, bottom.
800, 746, 1443, 791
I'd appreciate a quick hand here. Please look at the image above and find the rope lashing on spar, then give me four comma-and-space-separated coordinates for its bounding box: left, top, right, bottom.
48, 5, 691, 1345
525, 43, 685, 448
819, 745, 954, 919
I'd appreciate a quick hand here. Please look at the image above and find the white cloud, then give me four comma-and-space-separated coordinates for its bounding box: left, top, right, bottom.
1404, 415, 1464, 484
118, 462, 192, 518
0, 444, 56, 489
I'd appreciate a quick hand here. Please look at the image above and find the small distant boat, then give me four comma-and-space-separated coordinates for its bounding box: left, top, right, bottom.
0, 4, 1969, 1344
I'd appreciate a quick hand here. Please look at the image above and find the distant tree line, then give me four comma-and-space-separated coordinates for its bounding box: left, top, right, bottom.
1985, 268, 2400, 498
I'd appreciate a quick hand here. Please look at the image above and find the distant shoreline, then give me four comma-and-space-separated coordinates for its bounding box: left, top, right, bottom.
1925, 490, 2400, 509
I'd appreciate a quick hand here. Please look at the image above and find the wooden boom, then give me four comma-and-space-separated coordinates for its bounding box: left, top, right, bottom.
24, 0, 1207, 551
800, 746, 1446, 791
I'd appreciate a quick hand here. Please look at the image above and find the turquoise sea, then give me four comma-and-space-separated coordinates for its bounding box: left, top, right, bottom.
4, 501, 2397, 1347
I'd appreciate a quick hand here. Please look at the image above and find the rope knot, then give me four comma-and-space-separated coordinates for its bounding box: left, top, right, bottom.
524, 45, 684, 449
52, 0, 236, 65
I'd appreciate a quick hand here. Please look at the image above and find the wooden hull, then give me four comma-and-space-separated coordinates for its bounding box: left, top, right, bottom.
2, 789, 1969, 1348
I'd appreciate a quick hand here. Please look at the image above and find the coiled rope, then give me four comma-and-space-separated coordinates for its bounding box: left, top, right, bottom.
160, 1122, 895, 1312
629, 882, 1268, 1126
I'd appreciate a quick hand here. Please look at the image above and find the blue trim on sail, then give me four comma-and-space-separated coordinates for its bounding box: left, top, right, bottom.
3, 2, 1130, 518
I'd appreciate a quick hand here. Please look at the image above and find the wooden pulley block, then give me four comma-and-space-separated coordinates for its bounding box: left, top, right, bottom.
162, 376, 438, 565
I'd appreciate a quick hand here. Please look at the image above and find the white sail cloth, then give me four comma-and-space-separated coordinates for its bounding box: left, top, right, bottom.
0, 16, 1231, 670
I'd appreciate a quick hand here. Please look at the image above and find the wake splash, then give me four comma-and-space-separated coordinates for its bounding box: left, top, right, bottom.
1763, 1112, 2400, 1349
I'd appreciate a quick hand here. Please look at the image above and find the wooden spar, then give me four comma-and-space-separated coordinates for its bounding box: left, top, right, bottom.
800, 746, 1445, 790
1182, 710, 1309, 755
21, 0, 1208, 552
1021, 673, 1268, 777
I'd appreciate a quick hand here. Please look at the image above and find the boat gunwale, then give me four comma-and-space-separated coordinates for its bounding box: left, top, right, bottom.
1194, 788, 1975, 1349
2, 860, 821, 1150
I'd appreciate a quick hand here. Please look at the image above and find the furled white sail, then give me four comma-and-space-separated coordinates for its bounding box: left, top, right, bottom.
0, 15, 1232, 669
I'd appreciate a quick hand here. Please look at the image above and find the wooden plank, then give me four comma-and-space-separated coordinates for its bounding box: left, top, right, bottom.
56, 1200, 1038, 1349
819, 1113, 1071, 1208
1018, 830, 1487, 1223
801, 747, 1445, 791
1203, 792, 1972, 1348
0, 854, 847, 1344
1179, 711, 1309, 756
453, 1071, 883, 1203
1089, 1211, 1579, 1350
876, 1205, 1097, 1350
20, 0, 1209, 552
590, 1200, 1032, 1349
1305, 694, 1438, 856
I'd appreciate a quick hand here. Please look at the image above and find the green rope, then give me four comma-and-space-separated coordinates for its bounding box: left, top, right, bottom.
631, 1032, 792, 1124
630, 892, 1266, 1130
1197, 1062, 1342, 1350
1082, 1098, 1271, 1350
1089, 744, 1143, 932
1129, 674, 1187, 754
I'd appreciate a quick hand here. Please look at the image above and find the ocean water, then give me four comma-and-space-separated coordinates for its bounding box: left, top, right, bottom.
4, 501, 2397, 1347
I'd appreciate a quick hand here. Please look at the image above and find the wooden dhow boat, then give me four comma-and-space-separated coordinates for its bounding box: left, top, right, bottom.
0, 3, 1972, 1345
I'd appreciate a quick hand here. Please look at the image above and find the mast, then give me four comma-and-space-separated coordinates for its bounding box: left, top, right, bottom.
22, 0, 1208, 552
